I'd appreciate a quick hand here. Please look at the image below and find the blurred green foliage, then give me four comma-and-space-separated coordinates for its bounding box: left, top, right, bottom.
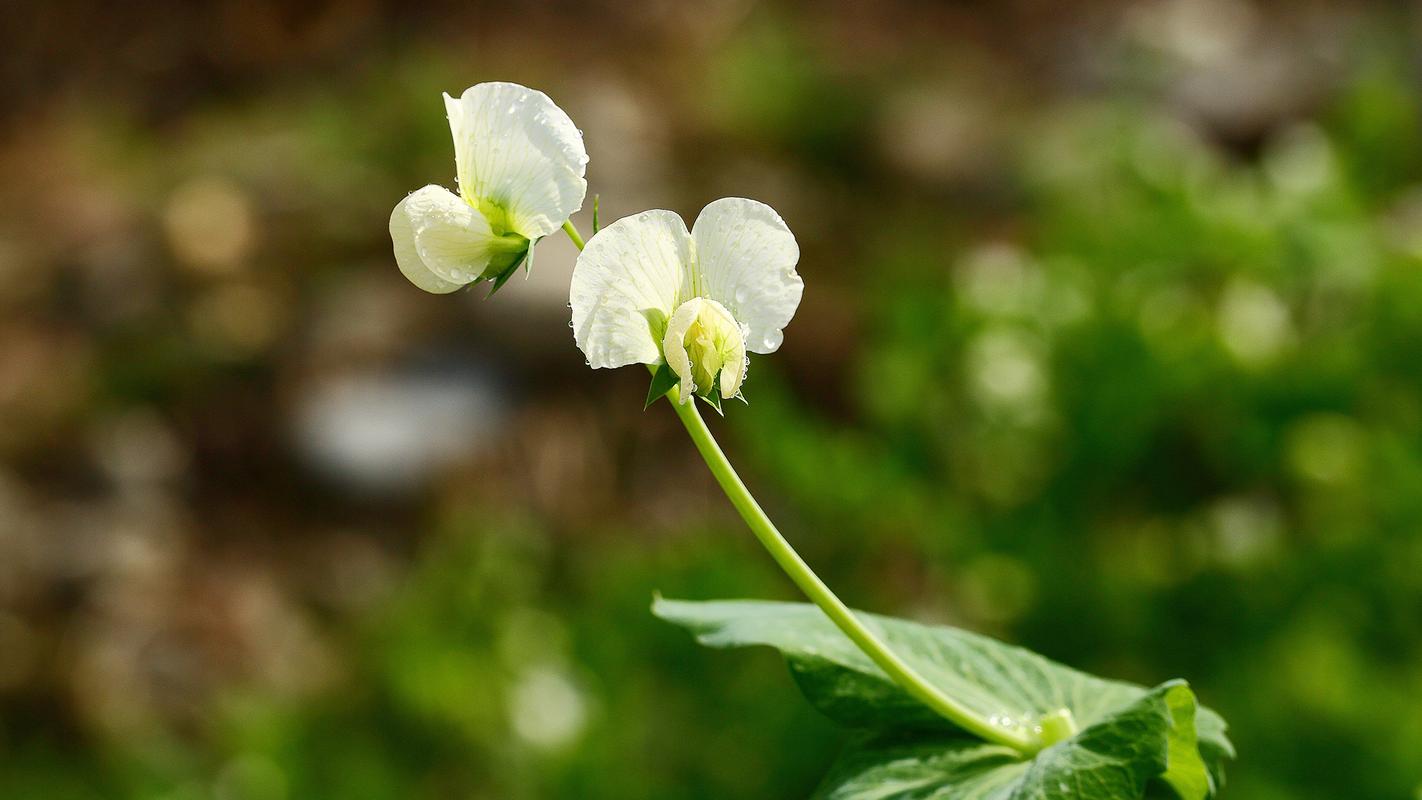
2, 512, 836, 800
738, 74, 1422, 800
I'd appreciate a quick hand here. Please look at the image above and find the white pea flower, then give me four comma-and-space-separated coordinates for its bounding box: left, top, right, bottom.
570, 198, 802, 406
390, 82, 588, 294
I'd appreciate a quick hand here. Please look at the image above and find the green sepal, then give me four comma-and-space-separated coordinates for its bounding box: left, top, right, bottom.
697, 387, 724, 416
645, 363, 678, 409
483, 238, 535, 298
694, 369, 743, 414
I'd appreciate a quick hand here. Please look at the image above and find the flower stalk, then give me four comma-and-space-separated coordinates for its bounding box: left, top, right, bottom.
561, 221, 1055, 755
561, 219, 586, 250
666, 385, 1045, 753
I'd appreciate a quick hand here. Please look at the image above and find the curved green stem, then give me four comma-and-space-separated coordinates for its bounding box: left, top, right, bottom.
562, 220, 586, 251
561, 216, 1044, 754
665, 390, 1040, 753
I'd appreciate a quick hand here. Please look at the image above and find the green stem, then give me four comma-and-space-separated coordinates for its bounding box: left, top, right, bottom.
562, 219, 586, 251
562, 215, 1045, 754
666, 389, 1040, 753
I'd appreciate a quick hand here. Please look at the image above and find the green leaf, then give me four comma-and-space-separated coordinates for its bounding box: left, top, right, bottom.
645, 363, 679, 409
1158, 682, 1211, 800
653, 599, 1233, 799
811, 682, 1204, 800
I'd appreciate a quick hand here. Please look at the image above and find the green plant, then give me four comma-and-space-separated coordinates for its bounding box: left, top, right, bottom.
389, 81, 1234, 798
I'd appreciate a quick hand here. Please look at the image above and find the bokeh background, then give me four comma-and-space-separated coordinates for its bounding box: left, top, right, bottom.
3, 1, 1422, 797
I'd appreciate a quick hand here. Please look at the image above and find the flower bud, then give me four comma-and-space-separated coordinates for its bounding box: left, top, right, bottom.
663, 298, 748, 402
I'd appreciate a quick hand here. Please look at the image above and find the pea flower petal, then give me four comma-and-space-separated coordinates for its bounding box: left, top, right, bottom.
445, 82, 589, 240
690, 198, 802, 354
393, 184, 501, 284
570, 198, 801, 404
390, 190, 467, 294
570, 210, 694, 369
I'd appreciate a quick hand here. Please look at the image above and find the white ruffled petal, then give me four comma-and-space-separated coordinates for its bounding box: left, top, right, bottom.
447, 82, 588, 240
691, 197, 803, 354
390, 189, 472, 294
662, 298, 704, 400
720, 320, 748, 399
400, 185, 499, 286
571, 210, 693, 369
